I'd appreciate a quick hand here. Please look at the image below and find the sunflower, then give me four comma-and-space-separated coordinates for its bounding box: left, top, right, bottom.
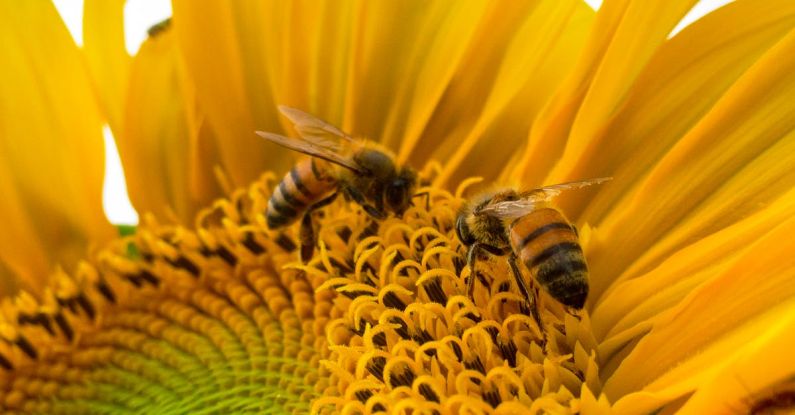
1, 0, 795, 413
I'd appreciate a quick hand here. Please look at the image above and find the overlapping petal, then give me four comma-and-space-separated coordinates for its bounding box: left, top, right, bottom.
171, 0, 595, 190
572, 0, 795, 227
512, 0, 698, 185
116, 26, 224, 223
589, 24, 795, 302
575, 0, 795, 411
430, 0, 594, 186
607, 212, 795, 411
0, 0, 113, 295
83, 0, 129, 135
495, 0, 795, 410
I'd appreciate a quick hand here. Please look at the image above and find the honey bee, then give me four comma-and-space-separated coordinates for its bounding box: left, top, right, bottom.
256, 106, 417, 261
456, 178, 611, 315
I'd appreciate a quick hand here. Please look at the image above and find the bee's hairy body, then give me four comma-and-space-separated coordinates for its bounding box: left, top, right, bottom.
343, 145, 408, 212
266, 157, 336, 228
258, 105, 417, 262
509, 208, 587, 309
266, 144, 413, 229
457, 188, 590, 310
458, 191, 513, 250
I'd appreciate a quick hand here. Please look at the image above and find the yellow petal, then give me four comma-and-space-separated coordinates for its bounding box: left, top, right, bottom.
568, 0, 795, 224
593, 185, 795, 341
675, 310, 795, 415
429, 0, 594, 186
399, 0, 540, 174
609, 299, 795, 414
0, 0, 113, 294
588, 26, 795, 302
511, 0, 698, 185
171, 0, 287, 187
118, 26, 223, 223
0, 163, 48, 295
602, 212, 795, 402
378, 1, 491, 161
258, 1, 354, 123
343, 1, 489, 146
171, 1, 593, 187
83, 0, 130, 135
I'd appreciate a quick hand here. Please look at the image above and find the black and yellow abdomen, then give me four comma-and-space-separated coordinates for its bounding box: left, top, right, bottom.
509, 208, 588, 309
266, 158, 336, 229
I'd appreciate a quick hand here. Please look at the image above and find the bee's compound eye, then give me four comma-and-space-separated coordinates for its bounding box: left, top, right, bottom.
456, 215, 474, 245
386, 179, 410, 214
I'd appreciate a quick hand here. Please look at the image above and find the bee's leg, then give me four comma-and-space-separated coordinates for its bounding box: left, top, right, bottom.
465, 243, 505, 298
299, 213, 315, 263
508, 253, 546, 345
343, 185, 386, 219
299, 192, 339, 263
362, 205, 385, 220
374, 185, 385, 214
571, 224, 579, 237
411, 192, 431, 210
465, 244, 480, 298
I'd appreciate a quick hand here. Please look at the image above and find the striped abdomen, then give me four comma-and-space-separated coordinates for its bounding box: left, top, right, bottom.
509, 208, 588, 309
266, 158, 336, 229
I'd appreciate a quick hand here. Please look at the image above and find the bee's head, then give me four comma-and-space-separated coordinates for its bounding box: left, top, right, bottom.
384, 167, 417, 216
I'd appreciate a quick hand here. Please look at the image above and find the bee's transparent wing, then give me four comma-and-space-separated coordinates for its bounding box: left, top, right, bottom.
277, 105, 356, 143
478, 177, 612, 220
476, 199, 540, 220
255, 131, 363, 172
256, 105, 365, 172
522, 177, 613, 201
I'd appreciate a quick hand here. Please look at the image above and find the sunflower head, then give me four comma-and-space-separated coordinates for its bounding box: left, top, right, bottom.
3, 0, 795, 413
